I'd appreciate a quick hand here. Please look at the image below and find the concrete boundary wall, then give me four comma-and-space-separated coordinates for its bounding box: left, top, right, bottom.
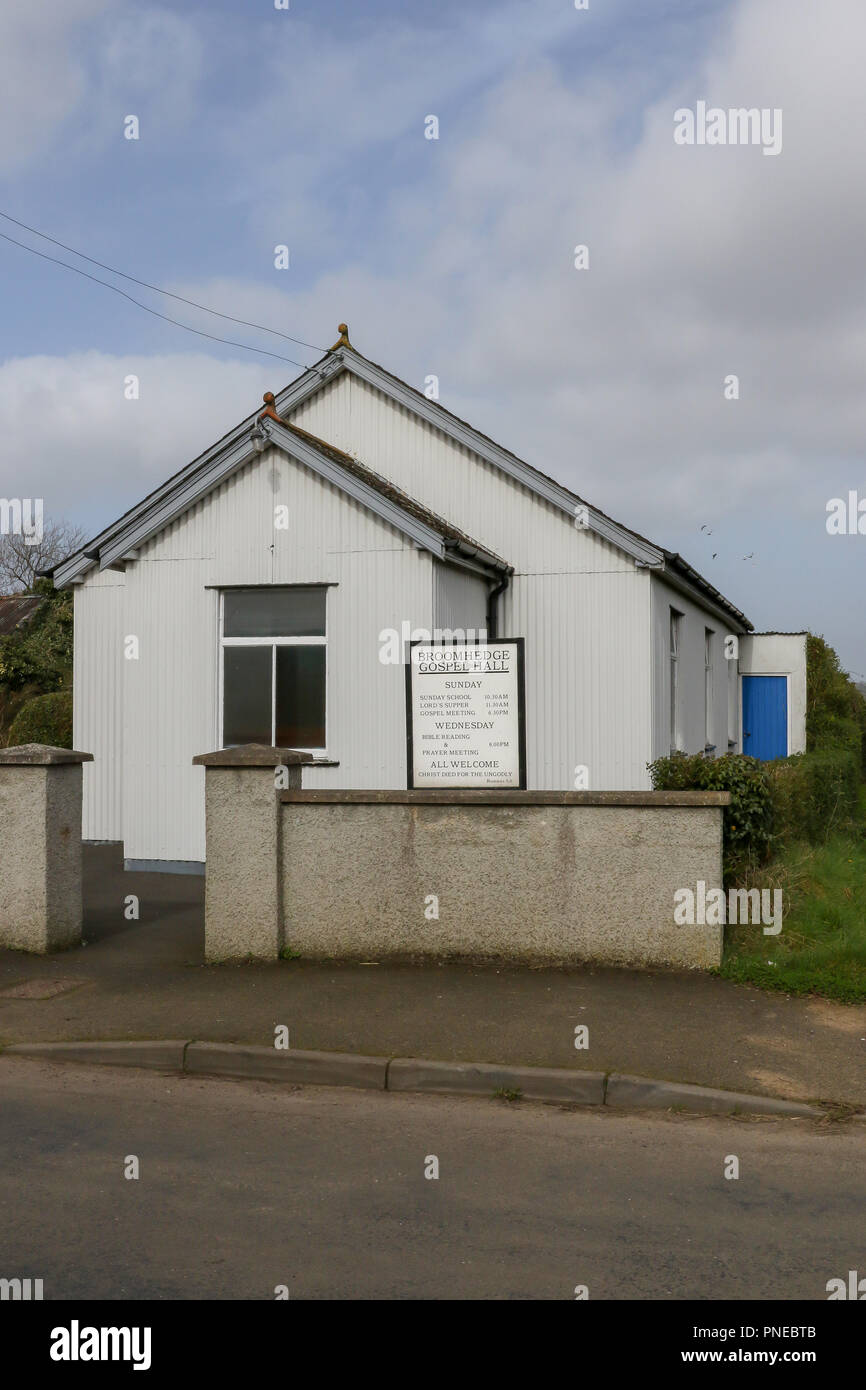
194, 752, 729, 968
0, 744, 93, 953
278, 790, 729, 969
192, 746, 313, 961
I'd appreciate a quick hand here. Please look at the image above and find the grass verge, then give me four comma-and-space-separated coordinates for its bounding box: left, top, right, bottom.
719, 834, 866, 1002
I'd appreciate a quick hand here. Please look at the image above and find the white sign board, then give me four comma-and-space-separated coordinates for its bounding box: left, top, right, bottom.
406, 640, 526, 789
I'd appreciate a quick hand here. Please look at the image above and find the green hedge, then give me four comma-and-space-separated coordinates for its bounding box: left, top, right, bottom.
0, 579, 73, 692
806, 633, 866, 774
648, 752, 774, 878
765, 748, 860, 845
8, 689, 73, 749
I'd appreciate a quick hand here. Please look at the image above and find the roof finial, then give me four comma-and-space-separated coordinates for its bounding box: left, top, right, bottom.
259, 391, 281, 424
331, 322, 352, 349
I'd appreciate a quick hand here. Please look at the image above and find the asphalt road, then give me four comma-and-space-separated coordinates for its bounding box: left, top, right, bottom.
1, 1057, 863, 1300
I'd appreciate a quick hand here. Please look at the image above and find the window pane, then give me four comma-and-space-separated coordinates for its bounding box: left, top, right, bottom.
276, 646, 325, 748
223, 646, 272, 745
223, 587, 326, 637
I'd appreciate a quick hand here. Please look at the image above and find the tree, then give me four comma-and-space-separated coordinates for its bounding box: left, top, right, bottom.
0, 518, 87, 593
0, 578, 73, 691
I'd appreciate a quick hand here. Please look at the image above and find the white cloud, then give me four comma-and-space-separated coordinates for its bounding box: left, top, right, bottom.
1, 351, 271, 532
6, 0, 866, 663
0, 1, 205, 174
0, 0, 111, 173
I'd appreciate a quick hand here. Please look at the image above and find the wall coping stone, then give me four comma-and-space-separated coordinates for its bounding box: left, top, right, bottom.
0, 744, 93, 765
279, 788, 731, 806
193, 745, 314, 767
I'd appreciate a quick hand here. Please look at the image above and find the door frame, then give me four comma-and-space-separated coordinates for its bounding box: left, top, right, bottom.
739, 672, 791, 759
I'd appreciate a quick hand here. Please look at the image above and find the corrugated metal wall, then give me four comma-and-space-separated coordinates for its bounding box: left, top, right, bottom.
73, 571, 125, 841
650, 575, 738, 760
507, 570, 652, 790
432, 562, 489, 635
75, 367, 742, 859
118, 445, 434, 862
291, 373, 653, 791
290, 374, 636, 576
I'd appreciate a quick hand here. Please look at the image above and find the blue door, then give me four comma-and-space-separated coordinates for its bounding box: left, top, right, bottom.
742, 676, 787, 760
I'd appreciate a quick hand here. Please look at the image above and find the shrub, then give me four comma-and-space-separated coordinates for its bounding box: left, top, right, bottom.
648, 751, 774, 880
0, 681, 42, 746
8, 689, 73, 749
765, 748, 861, 845
806, 633, 866, 773
0, 579, 73, 693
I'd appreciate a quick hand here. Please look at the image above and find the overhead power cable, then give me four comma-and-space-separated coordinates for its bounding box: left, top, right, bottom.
0, 209, 327, 354
0, 229, 316, 370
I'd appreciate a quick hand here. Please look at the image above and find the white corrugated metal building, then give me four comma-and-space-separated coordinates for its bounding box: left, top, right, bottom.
53, 325, 806, 869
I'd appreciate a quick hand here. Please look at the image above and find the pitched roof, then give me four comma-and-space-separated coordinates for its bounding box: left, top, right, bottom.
51, 399, 510, 583
0, 593, 44, 636
277, 418, 508, 569
306, 341, 752, 630
49, 326, 751, 627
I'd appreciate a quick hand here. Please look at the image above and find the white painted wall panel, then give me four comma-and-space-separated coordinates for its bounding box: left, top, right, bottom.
77, 367, 756, 859
508, 569, 653, 791
432, 562, 489, 636
739, 633, 807, 754
650, 576, 738, 761
73, 573, 125, 841
291, 372, 656, 792
120, 446, 434, 861
290, 374, 634, 576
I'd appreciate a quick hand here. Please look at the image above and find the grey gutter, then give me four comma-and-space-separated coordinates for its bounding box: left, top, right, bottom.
653, 562, 752, 632
442, 540, 511, 579
661, 552, 752, 631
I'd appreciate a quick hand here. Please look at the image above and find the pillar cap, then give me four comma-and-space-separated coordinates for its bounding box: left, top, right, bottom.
0, 744, 93, 765
193, 745, 314, 767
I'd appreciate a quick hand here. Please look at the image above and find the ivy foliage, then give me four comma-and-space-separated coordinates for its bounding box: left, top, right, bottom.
0, 578, 72, 692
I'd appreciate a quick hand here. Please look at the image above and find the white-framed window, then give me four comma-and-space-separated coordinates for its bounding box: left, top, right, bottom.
669, 608, 682, 753
704, 627, 714, 749
219, 586, 327, 752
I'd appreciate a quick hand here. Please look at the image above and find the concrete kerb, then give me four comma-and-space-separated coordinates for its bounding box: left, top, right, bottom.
1, 1040, 189, 1070
0, 1040, 835, 1119
387, 1056, 606, 1104
604, 1073, 822, 1119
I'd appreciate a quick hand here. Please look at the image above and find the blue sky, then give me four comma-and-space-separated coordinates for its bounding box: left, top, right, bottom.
2, 0, 865, 676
